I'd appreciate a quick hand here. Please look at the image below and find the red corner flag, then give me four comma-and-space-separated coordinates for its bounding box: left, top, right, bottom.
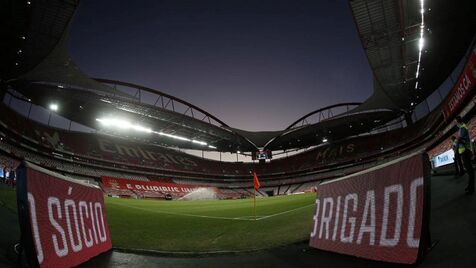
253, 172, 261, 190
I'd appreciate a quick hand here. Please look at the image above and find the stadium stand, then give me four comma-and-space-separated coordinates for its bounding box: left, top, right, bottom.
0, 46, 472, 199
0, 94, 453, 199
0, 101, 440, 178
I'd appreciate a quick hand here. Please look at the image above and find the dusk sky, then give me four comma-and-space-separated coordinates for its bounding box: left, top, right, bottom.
69, 0, 373, 131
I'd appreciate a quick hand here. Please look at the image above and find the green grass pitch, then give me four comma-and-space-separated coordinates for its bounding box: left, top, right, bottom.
106, 193, 316, 252
0, 186, 316, 253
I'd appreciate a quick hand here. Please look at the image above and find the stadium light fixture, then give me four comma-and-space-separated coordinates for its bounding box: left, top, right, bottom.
49, 103, 58, 111
96, 117, 212, 147
418, 38, 425, 51
192, 140, 207, 146
132, 125, 153, 133
96, 118, 152, 133
322, 138, 328, 143
414, 0, 425, 89
100, 99, 113, 104
155, 131, 191, 141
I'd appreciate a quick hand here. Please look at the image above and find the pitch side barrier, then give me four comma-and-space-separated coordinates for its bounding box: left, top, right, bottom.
16, 161, 112, 267
309, 152, 431, 264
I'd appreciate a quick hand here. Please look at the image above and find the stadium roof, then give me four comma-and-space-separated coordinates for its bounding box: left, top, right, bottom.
348, 0, 476, 113
1, 0, 475, 153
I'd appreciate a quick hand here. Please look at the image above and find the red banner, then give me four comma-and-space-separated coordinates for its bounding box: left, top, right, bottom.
309, 154, 430, 264
101, 176, 217, 195
442, 46, 476, 120
18, 163, 112, 267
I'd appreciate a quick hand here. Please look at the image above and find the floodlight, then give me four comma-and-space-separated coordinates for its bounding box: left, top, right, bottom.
49, 103, 58, 111
192, 140, 207, 146
418, 38, 424, 50
96, 117, 210, 146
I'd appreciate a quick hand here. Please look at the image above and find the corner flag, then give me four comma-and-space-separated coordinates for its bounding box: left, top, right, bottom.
252, 172, 261, 220
253, 172, 261, 190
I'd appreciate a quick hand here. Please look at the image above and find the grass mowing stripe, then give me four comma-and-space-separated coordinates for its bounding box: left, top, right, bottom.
105, 193, 316, 252
112, 202, 257, 221
112, 202, 315, 221
0, 186, 317, 252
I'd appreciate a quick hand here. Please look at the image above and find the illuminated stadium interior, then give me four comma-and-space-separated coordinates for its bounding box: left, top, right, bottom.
0, 0, 475, 267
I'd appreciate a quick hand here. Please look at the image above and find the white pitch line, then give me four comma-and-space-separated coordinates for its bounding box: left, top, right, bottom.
256, 203, 315, 221
111, 202, 314, 222
234, 215, 266, 220
113, 203, 256, 221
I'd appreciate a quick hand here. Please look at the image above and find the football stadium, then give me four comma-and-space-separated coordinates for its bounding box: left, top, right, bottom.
1, 0, 476, 267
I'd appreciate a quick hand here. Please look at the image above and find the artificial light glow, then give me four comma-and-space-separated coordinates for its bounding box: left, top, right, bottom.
322, 138, 328, 143
49, 103, 58, 111
96, 118, 151, 133
132, 125, 153, 133
418, 38, 425, 50
414, 0, 425, 89
155, 131, 191, 141
192, 140, 207, 146
96, 117, 212, 147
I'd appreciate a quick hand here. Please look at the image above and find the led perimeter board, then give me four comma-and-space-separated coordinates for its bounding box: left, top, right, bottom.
16, 162, 112, 267
309, 153, 431, 264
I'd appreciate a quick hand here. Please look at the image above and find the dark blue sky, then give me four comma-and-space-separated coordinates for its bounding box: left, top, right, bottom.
69, 0, 373, 131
